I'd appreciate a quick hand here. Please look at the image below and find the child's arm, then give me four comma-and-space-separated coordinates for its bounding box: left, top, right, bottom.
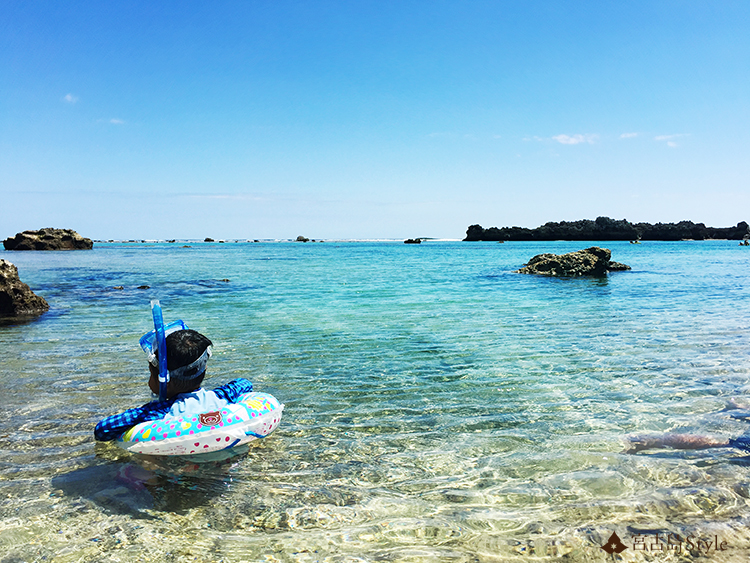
212, 378, 253, 403
94, 399, 176, 441
623, 433, 730, 454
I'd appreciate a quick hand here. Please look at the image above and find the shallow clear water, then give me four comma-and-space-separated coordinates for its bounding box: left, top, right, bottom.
2, 240, 750, 562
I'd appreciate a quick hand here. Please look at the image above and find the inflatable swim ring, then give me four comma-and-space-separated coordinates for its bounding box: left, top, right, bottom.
118, 392, 284, 456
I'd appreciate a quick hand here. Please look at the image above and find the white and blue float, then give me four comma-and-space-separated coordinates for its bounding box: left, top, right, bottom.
117, 391, 283, 456
116, 301, 283, 456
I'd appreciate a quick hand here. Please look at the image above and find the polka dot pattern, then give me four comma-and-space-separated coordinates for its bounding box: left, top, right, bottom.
119, 392, 283, 456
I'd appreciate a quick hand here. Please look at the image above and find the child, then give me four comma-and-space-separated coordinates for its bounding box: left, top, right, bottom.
95, 328, 252, 441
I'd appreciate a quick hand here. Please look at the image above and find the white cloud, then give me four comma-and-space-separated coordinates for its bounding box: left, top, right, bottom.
552, 134, 598, 145
63, 93, 78, 103
109, 118, 125, 125
620, 132, 638, 138
186, 193, 271, 202
425, 132, 487, 141
654, 134, 684, 141
655, 133, 687, 147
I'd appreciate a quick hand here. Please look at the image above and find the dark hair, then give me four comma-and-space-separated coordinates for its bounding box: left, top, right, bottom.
165, 329, 212, 371
157, 329, 213, 392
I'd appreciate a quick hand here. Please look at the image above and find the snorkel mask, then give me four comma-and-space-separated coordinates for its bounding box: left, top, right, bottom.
140, 300, 211, 401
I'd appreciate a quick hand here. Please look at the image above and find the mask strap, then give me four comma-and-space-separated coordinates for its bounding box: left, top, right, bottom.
151, 300, 169, 401
169, 346, 212, 380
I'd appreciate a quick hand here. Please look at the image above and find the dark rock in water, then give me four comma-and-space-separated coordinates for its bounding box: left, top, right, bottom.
296, 236, 310, 242
137, 285, 150, 290
404, 238, 422, 244
516, 247, 631, 277
0, 259, 49, 316
3, 228, 93, 250
204, 238, 214, 242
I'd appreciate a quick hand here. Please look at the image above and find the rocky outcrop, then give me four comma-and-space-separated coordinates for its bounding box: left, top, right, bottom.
465, 218, 749, 241
3, 228, 93, 250
0, 259, 49, 316
516, 247, 631, 277
635, 221, 750, 241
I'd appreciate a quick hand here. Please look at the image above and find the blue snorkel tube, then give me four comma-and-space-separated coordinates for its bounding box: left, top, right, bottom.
151, 300, 170, 402
139, 302, 188, 401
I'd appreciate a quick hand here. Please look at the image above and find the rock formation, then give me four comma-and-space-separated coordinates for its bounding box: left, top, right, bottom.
3, 228, 93, 250
0, 259, 49, 316
516, 247, 631, 277
465, 218, 750, 242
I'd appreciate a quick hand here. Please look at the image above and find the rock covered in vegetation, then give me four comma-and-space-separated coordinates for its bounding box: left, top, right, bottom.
466, 218, 635, 242
0, 259, 49, 316
465, 218, 749, 241
516, 247, 631, 277
635, 221, 749, 241
3, 228, 93, 250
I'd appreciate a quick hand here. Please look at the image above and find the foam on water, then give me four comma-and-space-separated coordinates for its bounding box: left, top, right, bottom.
1, 240, 750, 561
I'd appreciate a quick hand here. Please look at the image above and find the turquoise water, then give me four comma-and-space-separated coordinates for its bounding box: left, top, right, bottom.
1, 240, 750, 562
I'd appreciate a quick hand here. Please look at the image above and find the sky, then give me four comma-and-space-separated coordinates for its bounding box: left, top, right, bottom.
2, 1, 749, 240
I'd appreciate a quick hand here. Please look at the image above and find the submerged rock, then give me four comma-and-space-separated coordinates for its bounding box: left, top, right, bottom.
0, 259, 49, 316
516, 247, 630, 277
3, 228, 93, 250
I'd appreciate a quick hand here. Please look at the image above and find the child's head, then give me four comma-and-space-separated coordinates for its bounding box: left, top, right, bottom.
148, 329, 213, 397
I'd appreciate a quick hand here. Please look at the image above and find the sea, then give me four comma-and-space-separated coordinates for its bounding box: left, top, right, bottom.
1, 239, 749, 562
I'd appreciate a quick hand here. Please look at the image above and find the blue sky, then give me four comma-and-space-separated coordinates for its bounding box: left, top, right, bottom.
2, 1, 749, 240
